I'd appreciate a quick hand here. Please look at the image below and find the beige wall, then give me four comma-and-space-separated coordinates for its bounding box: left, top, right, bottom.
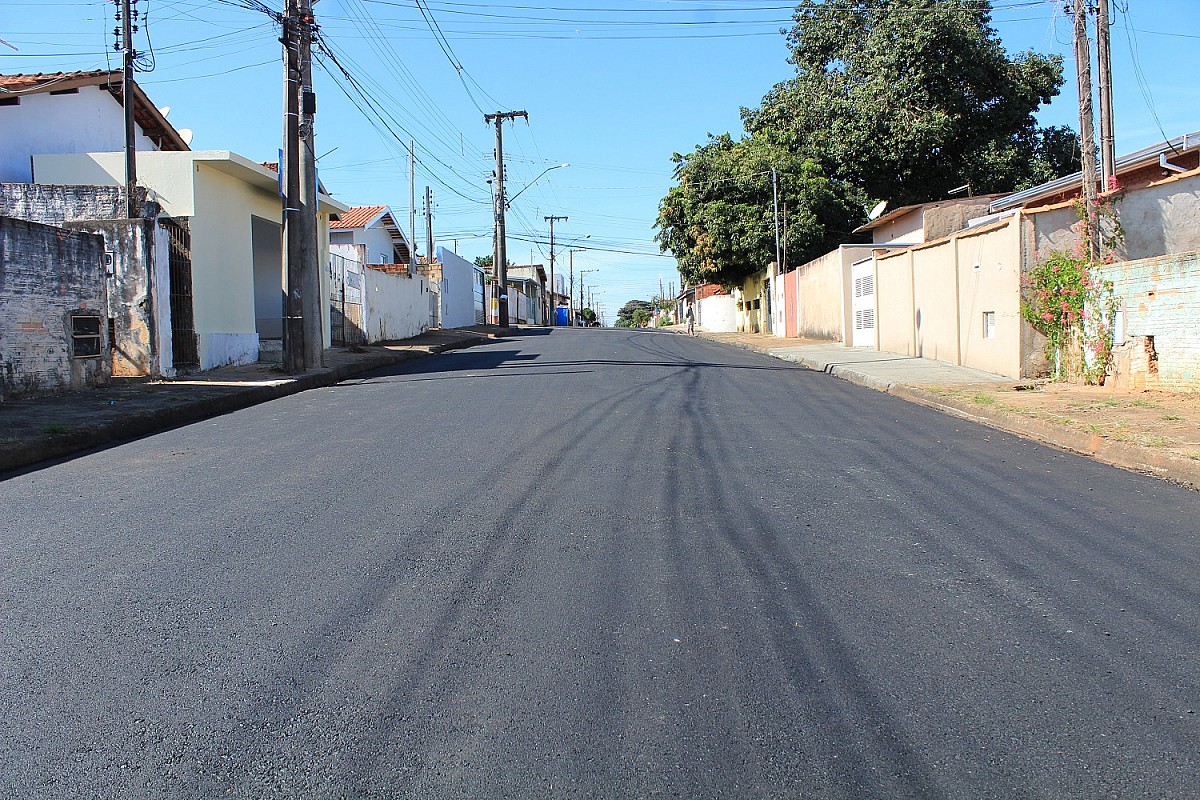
792, 249, 845, 340
34, 152, 197, 216
912, 240, 959, 364
871, 209, 924, 245
875, 249, 914, 356
875, 217, 1026, 377
955, 219, 1024, 377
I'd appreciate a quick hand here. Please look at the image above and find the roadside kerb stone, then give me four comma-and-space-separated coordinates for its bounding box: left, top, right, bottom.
0, 330, 493, 474
693, 331, 1199, 490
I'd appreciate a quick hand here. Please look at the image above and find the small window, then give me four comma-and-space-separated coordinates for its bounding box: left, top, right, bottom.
982, 311, 996, 339
71, 315, 102, 358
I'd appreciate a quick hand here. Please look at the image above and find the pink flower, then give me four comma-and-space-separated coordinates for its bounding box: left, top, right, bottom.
1041, 313, 1053, 322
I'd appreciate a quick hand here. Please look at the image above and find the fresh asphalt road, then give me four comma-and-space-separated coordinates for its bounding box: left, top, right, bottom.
1, 328, 1197, 799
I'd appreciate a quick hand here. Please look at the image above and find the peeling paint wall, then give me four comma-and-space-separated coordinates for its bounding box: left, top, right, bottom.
1102, 251, 1200, 392
0, 216, 109, 398
0, 184, 164, 378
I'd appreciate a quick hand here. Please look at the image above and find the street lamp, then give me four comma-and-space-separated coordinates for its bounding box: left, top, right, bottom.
506, 162, 568, 207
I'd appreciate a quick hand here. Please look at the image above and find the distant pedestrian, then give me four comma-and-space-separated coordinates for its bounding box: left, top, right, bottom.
685, 303, 695, 336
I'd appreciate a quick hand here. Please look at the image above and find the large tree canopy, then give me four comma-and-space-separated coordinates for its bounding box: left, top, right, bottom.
743, 0, 1078, 205
655, 133, 866, 287
656, 0, 1079, 287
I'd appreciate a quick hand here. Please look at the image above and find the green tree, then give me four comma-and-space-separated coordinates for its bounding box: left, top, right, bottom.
655, 132, 867, 286
743, 0, 1077, 206
616, 299, 654, 328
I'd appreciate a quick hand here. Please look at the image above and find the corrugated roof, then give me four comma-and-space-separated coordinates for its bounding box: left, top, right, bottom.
0, 70, 190, 152
991, 131, 1200, 211
330, 205, 388, 230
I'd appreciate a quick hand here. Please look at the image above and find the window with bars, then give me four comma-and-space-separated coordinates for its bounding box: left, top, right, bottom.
70, 315, 102, 358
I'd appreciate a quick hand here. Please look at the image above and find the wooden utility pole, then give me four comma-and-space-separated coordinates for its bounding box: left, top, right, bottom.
1096, 0, 1116, 187
1074, 0, 1100, 259
282, 0, 304, 373
298, 0, 322, 369
409, 140, 417, 274
425, 186, 435, 264
485, 110, 527, 328
545, 215, 566, 325
119, 0, 138, 218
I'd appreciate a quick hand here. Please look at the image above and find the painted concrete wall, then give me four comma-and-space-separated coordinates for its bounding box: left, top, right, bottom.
33, 152, 196, 216
698, 294, 737, 332
0, 86, 157, 183
954, 219, 1024, 377
875, 250, 914, 356
1102, 250, 1200, 391
871, 209, 925, 245
436, 247, 478, 329
0, 217, 110, 397
789, 247, 866, 341
911, 239, 959, 365
331, 224, 393, 265
191, 163, 266, 367
364, 268, 430, 342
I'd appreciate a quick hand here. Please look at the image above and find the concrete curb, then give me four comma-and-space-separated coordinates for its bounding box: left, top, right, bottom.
890, 385, 1200, 489
700, 333, 1199, 490
0, 332, 489, 474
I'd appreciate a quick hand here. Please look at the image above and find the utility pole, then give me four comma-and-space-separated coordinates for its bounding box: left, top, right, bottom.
298, 0, 322, 369
425, 186, 435, 264
118, 0, 138, 218
1073, 0, 1100, 259
281, 0, 304, 373
568, 249, 574, 325
1096, 0, 1116, 187
545, 215, 567, 325
771, 167, 780, 275
485, 110, 527, 327
409, 139, 416, 274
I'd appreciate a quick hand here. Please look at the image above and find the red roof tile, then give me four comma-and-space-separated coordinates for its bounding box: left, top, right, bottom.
330, 205, 388, 230
0, 70, 189, 151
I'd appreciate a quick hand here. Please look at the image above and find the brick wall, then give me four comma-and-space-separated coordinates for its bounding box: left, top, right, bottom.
0, 216, 110, 399
1103, 250, 1200, 392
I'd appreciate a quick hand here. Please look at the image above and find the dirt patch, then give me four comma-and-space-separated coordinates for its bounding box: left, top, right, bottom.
920, 382, 1200, 465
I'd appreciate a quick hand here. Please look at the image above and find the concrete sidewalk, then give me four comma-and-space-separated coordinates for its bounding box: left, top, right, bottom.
684, 327, 1200, 490
0, 327, 504, 474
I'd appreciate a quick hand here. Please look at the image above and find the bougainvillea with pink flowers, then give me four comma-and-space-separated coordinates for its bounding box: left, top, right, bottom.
1020, 190, 1123, 384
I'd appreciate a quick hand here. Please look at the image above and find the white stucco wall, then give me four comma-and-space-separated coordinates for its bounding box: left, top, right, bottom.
698, 294, 737, 332
871, 209, 925, 246
364, 268, 430, 342
331, 223, 395, 264
436, 247, 478, 328
0, 86, 157, 183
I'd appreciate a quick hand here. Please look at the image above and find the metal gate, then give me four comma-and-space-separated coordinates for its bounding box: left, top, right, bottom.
851, 258, 876, 348
162, 217, 199, 369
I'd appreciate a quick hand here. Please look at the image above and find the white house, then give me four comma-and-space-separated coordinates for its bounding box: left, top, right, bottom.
0, 70, 189, 183
34, 150, 349, 370
328, 204, 412, 266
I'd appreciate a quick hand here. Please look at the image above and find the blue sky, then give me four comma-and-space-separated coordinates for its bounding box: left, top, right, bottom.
3, 0, 1198, 322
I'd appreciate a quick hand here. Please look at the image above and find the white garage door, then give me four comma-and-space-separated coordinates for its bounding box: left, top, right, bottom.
851, 259, 876, 348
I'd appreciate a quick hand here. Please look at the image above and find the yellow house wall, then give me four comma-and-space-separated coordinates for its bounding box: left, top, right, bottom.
875, 250, 914, 355
190, 163, 272, 344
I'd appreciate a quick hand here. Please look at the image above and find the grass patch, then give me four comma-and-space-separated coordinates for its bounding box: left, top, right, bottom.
1162, 414, 1184, 422
1139, 436, 1175, 448
1131, 398, 1159, 408
42, 423, 72, 435
974, 393, 997, 406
